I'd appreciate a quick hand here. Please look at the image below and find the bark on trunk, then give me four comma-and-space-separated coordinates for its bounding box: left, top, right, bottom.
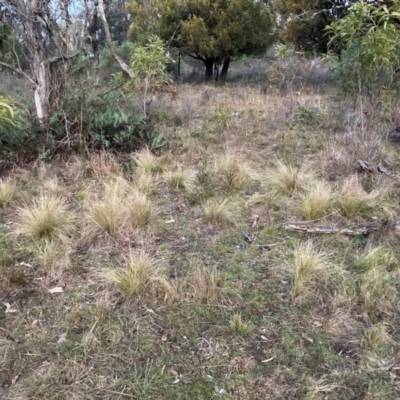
219, 57, 230, 83
204, 58, 215, 82
97, 0, 135, 79
87, 0, 99, 64
60, 0, 75, 51
33, 59, 48, 121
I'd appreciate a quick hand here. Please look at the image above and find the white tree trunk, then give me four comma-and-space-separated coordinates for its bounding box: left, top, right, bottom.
33, 60, 48, 121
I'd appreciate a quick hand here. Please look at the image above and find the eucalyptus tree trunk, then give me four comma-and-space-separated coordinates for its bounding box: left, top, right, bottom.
97, 0, 135, 79
0, 0, 81, 121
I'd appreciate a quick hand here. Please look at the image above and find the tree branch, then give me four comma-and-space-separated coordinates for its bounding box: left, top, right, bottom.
0, 61, 36, 86
97, 0, 135, 79
45, 49, 82, 64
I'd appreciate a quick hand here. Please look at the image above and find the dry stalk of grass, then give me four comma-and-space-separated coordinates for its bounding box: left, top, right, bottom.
15, 195, 73, 241
0, 178, 17, 208
95, 252, 174, 299
35, 240, 65, 270
265, 160, 312, 195
133, 170, 156, 194
300, 181, 333, 220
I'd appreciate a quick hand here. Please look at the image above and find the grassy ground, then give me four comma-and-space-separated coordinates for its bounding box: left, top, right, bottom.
1, 82, 400, 399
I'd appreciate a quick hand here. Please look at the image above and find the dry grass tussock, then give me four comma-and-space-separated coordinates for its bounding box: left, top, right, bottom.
0, 178, 17, 208
213, 154, 257, 192
85, 180, 156, 238
202, 197, 233, 224
164, 168, 196, 192
15, 195, 73, 241
300, 180, 333, 220
188, 260, 229, 304
132, 147, 164, 174
335, 175, 387, 218
265, 160, 312, 195
89, 151, 123, 179
288, 241, 330, 299
95, 252, 175, 299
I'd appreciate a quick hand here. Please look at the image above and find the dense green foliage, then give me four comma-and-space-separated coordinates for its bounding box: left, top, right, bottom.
328, 0, 400, 104
275, 0, 349, 53
127, 0, 276, 81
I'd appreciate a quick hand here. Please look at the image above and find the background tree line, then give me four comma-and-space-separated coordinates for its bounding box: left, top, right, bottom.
1, 0, 400, 160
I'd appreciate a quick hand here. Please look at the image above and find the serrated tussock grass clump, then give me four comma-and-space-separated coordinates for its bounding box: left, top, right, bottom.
164, 168, 196, 192
0, 178, 17, 208
335, 176, 383, 218
43, 177, 66, 199
88, 183, 126, 237
364, 324, 390, 349
359, 265, 391, 311
289, 241, 329, 299
210, 104, 231, 128
300, 181, 333, 220
36, 240, 65, 270
89, 151, 123, 179
265, 160, 311, 195
126, 189, 156, 228
15, 195, 73, 241
132, 148, 163, 175
96, 253, 174, 298
133, 170, 155, 194
202, 198, 233, 224
189, 260, 227, 304
352, 246, 397, 273
229, 313, 251, 337
86, 180, 157, 238
214, 154, 256, 193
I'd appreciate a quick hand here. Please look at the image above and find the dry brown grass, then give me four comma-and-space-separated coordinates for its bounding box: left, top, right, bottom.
300, 180, 333, 220
265, 160, 312, 195
132, 147, 164, 174
213, 154, 257, 192
3, 83, 400, 399
335, 176, 384, 218
202, 198, 233, 224
0, 178, 17, 208
188, 260, 228, 304
164, 168, 196, 192
89, 151, 123, 179
15, 195, 73, 241
86, 183, 127, 237
95, 252, 174, 299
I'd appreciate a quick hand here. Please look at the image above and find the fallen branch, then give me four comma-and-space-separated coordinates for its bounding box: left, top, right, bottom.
283, 220, 400, 236
357, 160, 400, 180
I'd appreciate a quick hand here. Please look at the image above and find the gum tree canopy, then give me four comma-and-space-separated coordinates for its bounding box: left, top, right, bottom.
127, 0, 275, 82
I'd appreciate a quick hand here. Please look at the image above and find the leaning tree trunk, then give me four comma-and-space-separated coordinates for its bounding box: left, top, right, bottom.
219, 57, 230, 83
204, 58, 215, 82
98, 0, 134, 79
